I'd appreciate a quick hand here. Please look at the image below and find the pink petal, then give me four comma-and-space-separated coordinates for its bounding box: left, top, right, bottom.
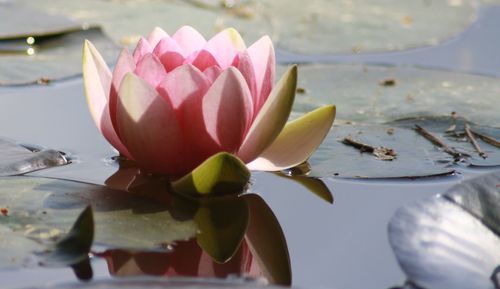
110, 48, 136, 134
237, 52, 258, 113
173, 26, 207, 56
247, 36, 275, 113
147, 27, 169, 47
153, 37, 186, 72
191, 50, 219, 72
157, 64, 219, 170
237, 66, 296, 163
134, 53, 167, 88
83, 40, 131, 158
203, 66, 222, 84
157, 64, 210, 110
200, 28, 246, 69
117, 73, 185, 175
132, 37, 153, 64
202, 67, 253, 152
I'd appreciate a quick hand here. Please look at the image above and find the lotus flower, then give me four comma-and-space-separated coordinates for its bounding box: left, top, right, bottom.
83, 26, 335, 176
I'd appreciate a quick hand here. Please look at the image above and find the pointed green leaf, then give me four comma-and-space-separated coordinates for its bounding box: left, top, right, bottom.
238, 65, 297, 163
172, 152, 250, 197
247, 105, 335, 171
195, 196, 249, 263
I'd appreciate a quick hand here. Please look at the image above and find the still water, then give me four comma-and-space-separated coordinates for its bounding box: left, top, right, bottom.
0, 3, 499, 289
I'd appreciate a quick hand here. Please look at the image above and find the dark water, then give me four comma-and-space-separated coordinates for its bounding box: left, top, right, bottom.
0, 4, 499, 289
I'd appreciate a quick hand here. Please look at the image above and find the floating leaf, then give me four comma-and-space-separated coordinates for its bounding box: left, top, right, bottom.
172, 153, 250, 197
0, 27, 117, 86
0, 4, 82, 40
308, 124, 453, 178
0, 137, 67, 176
389, 171, 500, 289
288, 64, 500, 126
0, 224, 42, 269
0, 177, 198, 254
391, 116, 500, 167
18, 0, 475, 54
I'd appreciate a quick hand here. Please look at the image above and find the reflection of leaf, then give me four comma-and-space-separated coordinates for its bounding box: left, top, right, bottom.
274, 172, 333, 204
0, 137, 67, 176
0, 177, 198, 253
44, 206, 94, 267
195, 196, 249, 264
243, 194, 291, 286
0, 27, 117, 86
389, 171, 500, 289
287, 64, 500, 126
391, 116, 500, 167
309, 124, 453, 178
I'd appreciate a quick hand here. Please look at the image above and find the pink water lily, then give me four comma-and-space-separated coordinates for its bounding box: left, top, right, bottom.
83, 26, 335, 176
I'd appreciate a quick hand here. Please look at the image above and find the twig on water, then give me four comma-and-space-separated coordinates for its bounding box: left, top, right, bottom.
471, 129, 500, 148
342, 136, 397, 161
464, 123, 487, 158
414, 124, 463, 160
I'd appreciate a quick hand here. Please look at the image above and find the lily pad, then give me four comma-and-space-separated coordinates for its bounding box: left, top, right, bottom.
388, 171, 500, 289
391, 116, 500, 167
0, 137, 67, 176
308, 124, 454, 178
0, 224, 42, 269
0, 4, 82, 40
0, 177, 198, 253
287, 64, 500, 126
0, 27, 117, 86
17, 0, 475, 54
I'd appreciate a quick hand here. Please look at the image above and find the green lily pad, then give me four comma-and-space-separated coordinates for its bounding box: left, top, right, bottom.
0, 177, 198, 253
17, 0, 475, 54
0, 27, 117, 86
0, 223, 42, 269
308, 124, 453, 178
287, 64, 500, 126
0, 4, 82, 40
391, 116, 500, 167
0, 206, 93, 271
0, 137, 67, 176
258, 0, 475, 54
388, 171, 500, 289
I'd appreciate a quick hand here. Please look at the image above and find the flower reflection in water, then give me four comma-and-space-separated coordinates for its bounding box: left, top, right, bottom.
98, 159, 292, 285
